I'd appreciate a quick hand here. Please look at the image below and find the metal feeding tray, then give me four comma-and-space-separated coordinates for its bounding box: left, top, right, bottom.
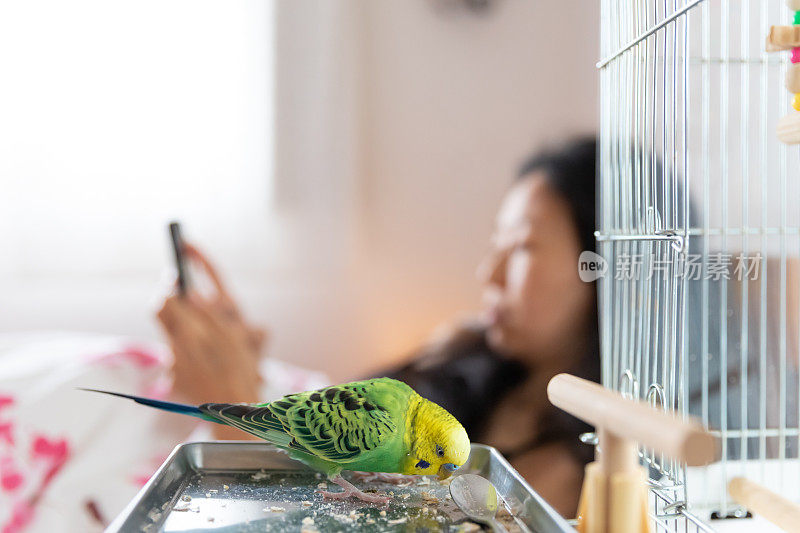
107, 442, 574, 532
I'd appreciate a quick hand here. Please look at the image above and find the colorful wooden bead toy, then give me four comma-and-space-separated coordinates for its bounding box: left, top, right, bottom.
769, 8, 800, 143
767, 25, 800, 51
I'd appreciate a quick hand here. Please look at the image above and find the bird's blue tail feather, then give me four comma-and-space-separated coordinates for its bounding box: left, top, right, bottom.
79, 388, 214, 421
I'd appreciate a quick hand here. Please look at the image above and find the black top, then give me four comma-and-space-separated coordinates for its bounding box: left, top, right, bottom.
381, 324, 599, 466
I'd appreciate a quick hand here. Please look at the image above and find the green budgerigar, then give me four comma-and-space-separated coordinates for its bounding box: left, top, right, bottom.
83, 377, 470, 504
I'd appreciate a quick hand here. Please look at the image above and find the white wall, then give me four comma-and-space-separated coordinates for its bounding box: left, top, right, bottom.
0, 0, 599, 382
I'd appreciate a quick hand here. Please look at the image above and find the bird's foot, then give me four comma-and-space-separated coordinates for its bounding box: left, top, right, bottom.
350, 471, 416, 485
317, 475, 391, 506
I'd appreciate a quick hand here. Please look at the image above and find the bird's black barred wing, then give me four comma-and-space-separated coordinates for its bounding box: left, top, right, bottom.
199, 381, 401, 463
199, 402, 299, 450
272, 383, 398, 463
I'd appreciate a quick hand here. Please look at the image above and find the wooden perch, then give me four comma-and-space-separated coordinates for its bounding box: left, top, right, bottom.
548, 374, 717, 466
547, 374, 717, 533
729, 477, 800, 533
766, 25, 800, 52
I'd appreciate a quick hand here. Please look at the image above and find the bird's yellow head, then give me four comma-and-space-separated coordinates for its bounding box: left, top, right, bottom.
404, 397, 470, 479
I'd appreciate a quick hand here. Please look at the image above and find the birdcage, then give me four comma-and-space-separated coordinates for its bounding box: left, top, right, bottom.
598, 0, 800, 530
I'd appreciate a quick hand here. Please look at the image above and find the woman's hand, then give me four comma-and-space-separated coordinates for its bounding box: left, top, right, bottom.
180, 243, 267, 355
156, 244, 267, 439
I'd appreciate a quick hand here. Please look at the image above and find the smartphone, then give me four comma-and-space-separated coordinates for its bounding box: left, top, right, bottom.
169, 221, 190, 296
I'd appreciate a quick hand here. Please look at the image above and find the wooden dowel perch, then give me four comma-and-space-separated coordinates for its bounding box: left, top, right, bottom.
729, 477, 800, 533
547, 374, 717, 533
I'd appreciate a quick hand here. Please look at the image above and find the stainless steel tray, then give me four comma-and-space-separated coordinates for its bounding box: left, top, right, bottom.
107, 442, 574, 532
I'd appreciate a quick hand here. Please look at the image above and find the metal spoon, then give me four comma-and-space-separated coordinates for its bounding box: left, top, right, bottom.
449, 474, 509, 533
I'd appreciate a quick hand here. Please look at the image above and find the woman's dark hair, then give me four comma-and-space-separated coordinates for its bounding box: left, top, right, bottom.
516, 138, 601, 462
516, 137, 597, 254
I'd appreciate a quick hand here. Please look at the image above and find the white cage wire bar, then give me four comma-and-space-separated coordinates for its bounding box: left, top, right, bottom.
598, 0, 800, 529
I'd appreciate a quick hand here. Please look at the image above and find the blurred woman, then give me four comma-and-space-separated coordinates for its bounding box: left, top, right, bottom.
156, 137, 600, 516
386, 137, 599, 515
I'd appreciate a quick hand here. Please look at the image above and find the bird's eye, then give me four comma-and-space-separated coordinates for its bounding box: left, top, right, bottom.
435, 444, 444, 457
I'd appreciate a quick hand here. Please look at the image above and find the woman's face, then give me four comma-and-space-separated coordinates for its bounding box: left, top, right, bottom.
477, 172, 594, 362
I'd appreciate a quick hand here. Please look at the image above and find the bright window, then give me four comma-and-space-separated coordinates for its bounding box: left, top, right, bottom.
0, 0, 274, 276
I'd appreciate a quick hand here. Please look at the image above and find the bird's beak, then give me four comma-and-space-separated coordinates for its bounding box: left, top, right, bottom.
437, 463, 458, 480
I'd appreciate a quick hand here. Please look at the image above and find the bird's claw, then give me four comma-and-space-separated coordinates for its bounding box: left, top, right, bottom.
320, 473, 393, 506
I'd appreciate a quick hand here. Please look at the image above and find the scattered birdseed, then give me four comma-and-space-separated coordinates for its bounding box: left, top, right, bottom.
421, 490, 440, 505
